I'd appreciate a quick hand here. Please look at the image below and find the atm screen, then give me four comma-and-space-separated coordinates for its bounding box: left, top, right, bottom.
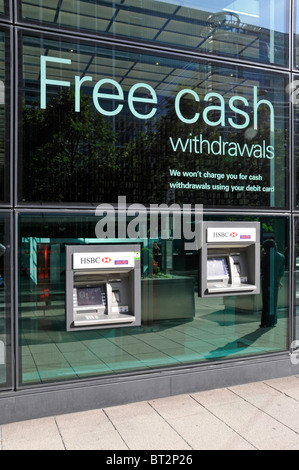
77, 286, 103, 306
207, 258, 229, 280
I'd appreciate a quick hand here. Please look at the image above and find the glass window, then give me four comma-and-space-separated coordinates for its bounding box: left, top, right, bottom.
19, 34, 289, 209
0, 30, 9, 203
295, 0, 299, 69
0, 1, 7, 16
295, 220, 299, 348
18, 212, 289, 386
294, 75, 299, 207
0, 213, 11, 390
20, 0, 289, 67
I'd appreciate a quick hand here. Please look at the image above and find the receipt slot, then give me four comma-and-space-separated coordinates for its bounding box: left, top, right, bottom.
199, 222, 260, 297
66, 245, 141, 331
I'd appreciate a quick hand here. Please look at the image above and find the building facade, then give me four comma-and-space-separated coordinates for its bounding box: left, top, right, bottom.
1, 0, 299, 423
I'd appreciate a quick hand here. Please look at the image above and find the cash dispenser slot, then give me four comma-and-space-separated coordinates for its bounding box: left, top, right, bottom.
73, 271, 134, 327
66, 245, 141, 331
206, 250, 256, 294
199, 222, 260, 298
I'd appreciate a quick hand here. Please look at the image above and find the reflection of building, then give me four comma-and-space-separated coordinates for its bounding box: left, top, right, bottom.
207, 11, 272, 63
0, 0, 298, 425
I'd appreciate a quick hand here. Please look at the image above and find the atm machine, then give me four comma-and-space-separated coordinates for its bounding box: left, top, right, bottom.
199, 222, 260, 298
65, 244, 141, 331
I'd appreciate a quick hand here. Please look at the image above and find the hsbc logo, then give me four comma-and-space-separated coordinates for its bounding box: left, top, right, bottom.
80, 257, 101, 264
102, 257, 112, 264
207, 226, 256, 244
213, 231, 239, 239
213, 232, 230, 238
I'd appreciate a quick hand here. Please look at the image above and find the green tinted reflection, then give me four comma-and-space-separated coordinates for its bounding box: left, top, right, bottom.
21, 0, 289, 66
19, 213, 288, 386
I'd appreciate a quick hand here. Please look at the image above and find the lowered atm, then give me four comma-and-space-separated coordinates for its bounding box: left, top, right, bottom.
199, 222, 260, 297
66, 244, 141, 331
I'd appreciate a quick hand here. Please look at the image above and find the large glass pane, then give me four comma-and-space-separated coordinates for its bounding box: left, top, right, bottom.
0, 213, 11, 390
294, 74, 299, 207
20, 0, 289, 67
18, 212, 289, 386
295, 0, 299, 69
0, 1, 5, 16
0, 30, 9, 203
19, 34, 289, 209
295, 220, 299, 347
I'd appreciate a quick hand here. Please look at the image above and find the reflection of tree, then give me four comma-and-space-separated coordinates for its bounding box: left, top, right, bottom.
23, 87, 120, 202
125, 90, 286, 207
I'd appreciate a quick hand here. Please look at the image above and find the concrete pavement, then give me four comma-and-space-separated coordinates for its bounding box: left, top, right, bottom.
1, 375, 299, 450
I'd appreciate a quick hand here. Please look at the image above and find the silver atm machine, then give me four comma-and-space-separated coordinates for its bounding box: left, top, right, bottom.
199, 222, 260, 298
66, 244, 141, 331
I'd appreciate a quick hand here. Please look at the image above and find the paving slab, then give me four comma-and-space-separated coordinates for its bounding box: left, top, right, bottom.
1, 417, 65, 451
150, 394, 255, 450
264, 375, 299, 400
191, 388, 299, 450
230, 381, 299, 434
55, 409, 128, 450
104, 401, 192, 450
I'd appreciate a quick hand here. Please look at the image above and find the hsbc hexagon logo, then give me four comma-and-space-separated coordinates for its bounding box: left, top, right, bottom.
102, 257, 112, 264
230, 232, 238, 238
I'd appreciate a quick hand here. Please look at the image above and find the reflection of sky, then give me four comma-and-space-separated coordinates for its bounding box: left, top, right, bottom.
157, 0, 288, 33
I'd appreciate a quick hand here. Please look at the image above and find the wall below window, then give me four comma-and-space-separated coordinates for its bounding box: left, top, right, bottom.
0, 351, 298, 425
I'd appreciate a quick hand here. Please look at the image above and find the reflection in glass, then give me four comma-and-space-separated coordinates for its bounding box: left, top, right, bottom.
20, 35, 288, 208
0, 32, 7, 202
20, 0, 289, 66
18, 213, 288, 386
295, 0, 299, 68
0, 215, 10, 389
295, 221, 299, 342
294, 76, 299, 207
260, 239, 285, 328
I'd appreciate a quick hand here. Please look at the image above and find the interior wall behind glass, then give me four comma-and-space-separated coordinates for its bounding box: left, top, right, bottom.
20, 0, 290, 67
18, 213, 289, 386
19, 34, 289, 208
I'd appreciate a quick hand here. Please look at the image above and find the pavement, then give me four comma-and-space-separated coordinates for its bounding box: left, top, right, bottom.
1, 375, 299, 450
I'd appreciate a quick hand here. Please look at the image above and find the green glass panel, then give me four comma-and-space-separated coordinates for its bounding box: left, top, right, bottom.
18, 213, 289, 386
